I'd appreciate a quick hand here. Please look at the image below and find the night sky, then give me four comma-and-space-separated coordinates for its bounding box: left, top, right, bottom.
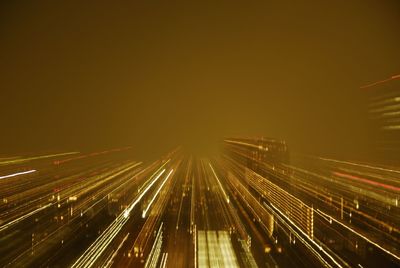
1, 1, 400, 159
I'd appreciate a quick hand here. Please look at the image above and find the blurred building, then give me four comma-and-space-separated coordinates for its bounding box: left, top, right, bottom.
222, 136, 289, 173
362, 74, 400, 164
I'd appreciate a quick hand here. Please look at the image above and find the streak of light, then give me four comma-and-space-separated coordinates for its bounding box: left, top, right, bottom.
130, 161, 181, 261
160, 252, 168, 268
145, 223, 163, 268
190, 176, 196, 233
72, 167, 168, 268
360, 74, 400, 89
224, 139, 264, 151
194, 224, 197, 268
315, 209, 400, 262
53, 147, 131, 165
124, 169, 166, 218
80, 162, 142, 215
176, 158, 191, 230
319, 157, 400, 174
0, 169, 36, 180
138, 159, 170, 193
332, 171, 400, 192
382, 125, 400, 130
0, 156, 20, 161
1, 161, 145, 266
103, 233, 130, 268
267, 203, 347, 268
0, 203, 52, 232
246, 168, 314, 238
209, 163, 229, 203
0, 152, 79, 166
142, 169, 173, 218
176, 191, 185, 230
71, 216, 128, 268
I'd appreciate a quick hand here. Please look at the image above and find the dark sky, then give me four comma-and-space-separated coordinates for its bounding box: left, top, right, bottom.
1, 1, 400, 159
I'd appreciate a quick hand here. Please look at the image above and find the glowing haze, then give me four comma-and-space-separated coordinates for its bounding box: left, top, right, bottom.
1, 1, 400, 159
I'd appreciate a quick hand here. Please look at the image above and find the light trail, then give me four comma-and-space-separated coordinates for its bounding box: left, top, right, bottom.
360, 73, 400, 89
190, 175, 196, 233
160, 252, 168, 268
0, 203, 52, 232
103, 233, 130, 268
0, 152, 79, 165
223, 158, 345, 267
246, 168, 314, 238
333, 171, 400, 192
142, 169, 173, 218
176, 158, 191, 230
0, 169, 36, 180
209, 163, 229, 203
144, 223, 164, 268
72, 167, 168, 268
194, 224, 197, 268
138, 159, 170, 193
80, 162, 142, 215
1, 143, 398, 267
53, 147, 131, 165
315, 209, 400, 262
224, 139, 263, 150
124, 169, 166, 218
72, 216, 127, 268
267, 203, 347, 268
319, 157, 400, 174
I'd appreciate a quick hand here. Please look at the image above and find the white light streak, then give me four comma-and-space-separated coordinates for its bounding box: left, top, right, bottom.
145, 223, 164, 268
0, 169, 36, 180
267, 202, 346, 268
160, 252, 168, 268
142, 169, 173, 218
315, 209, 400, 262
209, 163, 229, 203
72, 167, 168, 268
103, 233, 130, 268
125, 169, 166, 218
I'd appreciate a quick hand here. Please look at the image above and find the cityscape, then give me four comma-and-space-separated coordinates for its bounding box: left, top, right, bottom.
1, 1, 400, 267
0, 135, 399, 267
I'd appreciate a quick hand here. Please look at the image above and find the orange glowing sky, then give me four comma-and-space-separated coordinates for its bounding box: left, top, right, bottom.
1, 1, 400, 159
